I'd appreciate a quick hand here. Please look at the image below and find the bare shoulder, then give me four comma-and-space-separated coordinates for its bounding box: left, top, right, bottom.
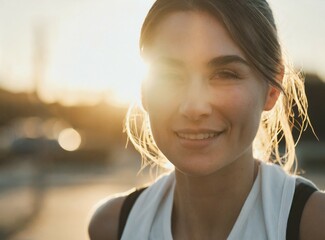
88, 193, 128, 240
300, 191, 325, 240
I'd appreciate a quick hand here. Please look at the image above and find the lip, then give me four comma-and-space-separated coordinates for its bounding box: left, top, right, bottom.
174, 129, 223, 149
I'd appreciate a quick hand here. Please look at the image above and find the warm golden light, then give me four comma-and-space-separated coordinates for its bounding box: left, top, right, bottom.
106, 56, 148, 107
41, 1, 152, 106
58, 128, 82, 151
0, 0, 325, 106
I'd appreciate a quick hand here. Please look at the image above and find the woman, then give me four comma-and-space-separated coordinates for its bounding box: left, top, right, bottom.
89, 0, 325, 239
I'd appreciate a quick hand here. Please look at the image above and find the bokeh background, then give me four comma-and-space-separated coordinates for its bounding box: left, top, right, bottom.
0, 0, 324, 239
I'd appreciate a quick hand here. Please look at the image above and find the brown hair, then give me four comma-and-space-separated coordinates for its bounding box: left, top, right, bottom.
125, 0, 311, 173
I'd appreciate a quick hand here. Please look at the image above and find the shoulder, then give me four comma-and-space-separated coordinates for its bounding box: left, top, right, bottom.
88, 193, 128, 240
300, 190, 325, 240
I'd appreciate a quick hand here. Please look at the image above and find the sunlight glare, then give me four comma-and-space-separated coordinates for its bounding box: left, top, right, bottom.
43, 0, 152, 106
108, 56, 148, 106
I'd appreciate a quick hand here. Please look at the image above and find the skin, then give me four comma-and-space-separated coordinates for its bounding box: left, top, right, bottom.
88, 10, 325, 240
143, 11, 273, 178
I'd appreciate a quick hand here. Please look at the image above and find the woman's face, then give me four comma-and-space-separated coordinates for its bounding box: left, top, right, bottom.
143, 11, 278, 176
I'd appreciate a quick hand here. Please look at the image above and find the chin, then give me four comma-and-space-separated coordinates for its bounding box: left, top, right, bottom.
173, 157, 228, 178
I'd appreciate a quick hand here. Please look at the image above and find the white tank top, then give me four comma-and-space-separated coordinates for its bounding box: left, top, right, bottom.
121, 162, 314, 240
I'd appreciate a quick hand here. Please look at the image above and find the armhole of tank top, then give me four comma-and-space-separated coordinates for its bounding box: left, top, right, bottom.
286, 182, 317, 240
118, 187, 147, 239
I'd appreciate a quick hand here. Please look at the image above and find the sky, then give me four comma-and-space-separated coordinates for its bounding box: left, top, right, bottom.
0, 0, 324, 105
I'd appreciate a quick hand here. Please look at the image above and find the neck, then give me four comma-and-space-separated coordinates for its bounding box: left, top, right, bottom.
172, 157, 259, 239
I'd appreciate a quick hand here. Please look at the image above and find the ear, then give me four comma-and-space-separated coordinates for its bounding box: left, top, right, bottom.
263, 68, 284, 111
263, 85, 280, 111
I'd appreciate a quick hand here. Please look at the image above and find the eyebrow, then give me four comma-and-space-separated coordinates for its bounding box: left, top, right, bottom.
151, 55, 249, 68
151, 56, 185, 68
208, 55, 250, 68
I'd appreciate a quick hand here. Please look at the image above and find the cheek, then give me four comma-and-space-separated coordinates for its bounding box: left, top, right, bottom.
144, 87, 176, 140
144, 80, 181, 120
218, 86, 265, 129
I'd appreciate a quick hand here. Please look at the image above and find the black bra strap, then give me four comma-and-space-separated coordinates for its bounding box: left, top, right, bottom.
118, 187, 147, 239
286, 182, 317, 240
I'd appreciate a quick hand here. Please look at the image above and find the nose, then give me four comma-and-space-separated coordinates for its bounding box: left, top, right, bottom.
179, 78, 212, 121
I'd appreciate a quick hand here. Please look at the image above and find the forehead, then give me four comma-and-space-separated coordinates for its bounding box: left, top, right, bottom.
145, 11, 246, 65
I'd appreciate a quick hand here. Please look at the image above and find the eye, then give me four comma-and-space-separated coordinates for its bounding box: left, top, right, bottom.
153, 71, 184, 85
210, 70, 240, 81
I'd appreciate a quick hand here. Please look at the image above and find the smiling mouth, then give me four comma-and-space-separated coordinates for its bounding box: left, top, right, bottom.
176, 132, 220, 140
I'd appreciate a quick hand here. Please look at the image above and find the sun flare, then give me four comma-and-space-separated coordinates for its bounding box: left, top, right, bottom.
41, 1, 152, 106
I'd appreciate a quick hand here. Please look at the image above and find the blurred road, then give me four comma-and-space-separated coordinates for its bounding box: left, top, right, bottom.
8, 167, 150, 240
0, 154, 324, 240
0, 148, 154, 240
